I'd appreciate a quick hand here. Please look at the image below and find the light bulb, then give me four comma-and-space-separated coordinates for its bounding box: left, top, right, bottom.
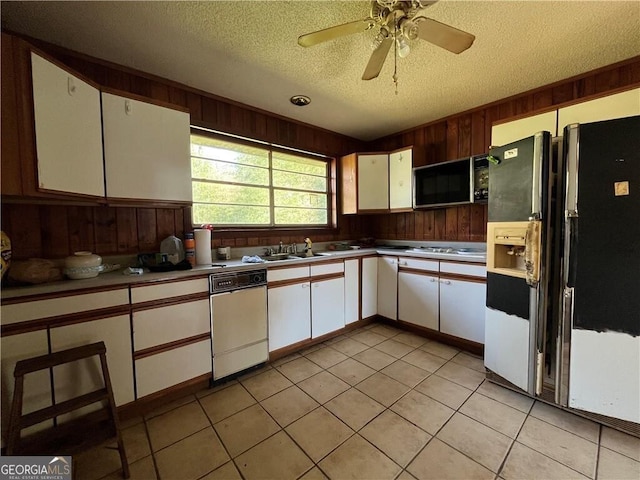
396, 35, 410, 58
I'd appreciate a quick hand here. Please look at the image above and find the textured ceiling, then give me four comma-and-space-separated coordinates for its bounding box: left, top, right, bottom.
2, 1, 639, 141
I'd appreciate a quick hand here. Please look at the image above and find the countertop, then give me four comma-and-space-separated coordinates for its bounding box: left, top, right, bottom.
1, 245, 486, 300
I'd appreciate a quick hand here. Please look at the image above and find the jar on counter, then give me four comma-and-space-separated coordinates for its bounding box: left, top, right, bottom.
184, 232, 195, 266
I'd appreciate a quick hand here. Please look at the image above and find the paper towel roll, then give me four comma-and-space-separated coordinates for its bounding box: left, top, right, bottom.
194, 229, 212, 265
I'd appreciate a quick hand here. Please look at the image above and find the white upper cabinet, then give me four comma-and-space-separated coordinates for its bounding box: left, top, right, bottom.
102, 92, 191, 202
557, 87, 640, 131
358, 154, 389, 211
491, 111, 557, 147
389, 148, 412, 210
31, 52, 104, 197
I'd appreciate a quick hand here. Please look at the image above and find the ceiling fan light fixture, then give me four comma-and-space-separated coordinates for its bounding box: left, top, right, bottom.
396, 34, 411, 58
290, 95, 311, 106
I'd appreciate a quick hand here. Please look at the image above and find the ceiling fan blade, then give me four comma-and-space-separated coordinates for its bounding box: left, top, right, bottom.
362, 37, 393, 80
298, 19, 375, 47
415, 17, 475, 54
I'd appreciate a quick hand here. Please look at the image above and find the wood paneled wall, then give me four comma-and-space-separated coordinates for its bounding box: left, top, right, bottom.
2, 32, 639, 259
369, 56, 640, 243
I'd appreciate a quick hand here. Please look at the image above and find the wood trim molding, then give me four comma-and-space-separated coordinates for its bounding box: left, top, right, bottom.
310, 272, 344, 283
438, 272, 487, 283
117, 373, 211, 420
267, 278, 310, 289
130, 292, 210, 312
29, 45, 102, 89
388, 318, 484, 357
100, 86, 190, 113
398, 267, 439, 276
133, 333, 210, 360
1, 284, 129, 305
105, 197, 191, 208
1, 305, 131, 336
129, 274, 210, 289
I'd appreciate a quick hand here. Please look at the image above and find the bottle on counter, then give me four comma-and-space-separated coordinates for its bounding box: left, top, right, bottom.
184, 232, 195, 266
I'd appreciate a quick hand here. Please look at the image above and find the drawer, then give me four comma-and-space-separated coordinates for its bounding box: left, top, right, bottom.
267, 266, 310, 283
135, 339, 211, 398
131, 278, 209, 304
310, 261, 344, 277
1, 289, 129, 325
397, 258, 439, 272
133, 298, 210, 351
440, 262, 486, 278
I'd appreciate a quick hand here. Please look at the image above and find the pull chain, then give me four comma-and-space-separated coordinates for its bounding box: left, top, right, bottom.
393, 21, 398, 95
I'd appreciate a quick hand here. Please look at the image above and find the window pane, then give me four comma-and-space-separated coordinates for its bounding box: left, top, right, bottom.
193, 204, 270, 225
274, 190, 327, 208
193, 181, 269, 206
272, 170, 327, 192
275, 207, 327, 225
273, 153, 326, 176
192, 158, 269, 186
191, 135, 268, 167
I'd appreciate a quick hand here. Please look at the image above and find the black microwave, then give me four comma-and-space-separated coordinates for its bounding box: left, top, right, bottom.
413, 155, 488, 208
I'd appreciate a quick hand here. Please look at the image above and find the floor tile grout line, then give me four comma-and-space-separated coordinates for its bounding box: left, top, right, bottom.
525, 406, 601, 445
593, 423, 603, 480
492, 394, 535, 479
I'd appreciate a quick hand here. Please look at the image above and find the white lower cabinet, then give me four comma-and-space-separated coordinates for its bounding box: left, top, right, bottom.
312, 277, 345, 338
398, 271, 439, 330
50, 315, 135, 417
268, 282, 311, 352
1, 331, 52, 444
440, 278, 486, 343
377, 256, 398, 320
361, 257, 378, 319
344, 259, 359, 325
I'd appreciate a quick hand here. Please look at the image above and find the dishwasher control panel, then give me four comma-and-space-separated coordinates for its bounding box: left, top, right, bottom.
209, 269, 267, 294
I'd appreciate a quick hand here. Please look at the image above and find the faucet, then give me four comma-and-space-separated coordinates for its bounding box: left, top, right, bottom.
278, 241, 284, 253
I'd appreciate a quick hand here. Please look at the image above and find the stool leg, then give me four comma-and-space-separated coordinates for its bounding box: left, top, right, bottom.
6, 374, 25, 455
98, 352, 130, 479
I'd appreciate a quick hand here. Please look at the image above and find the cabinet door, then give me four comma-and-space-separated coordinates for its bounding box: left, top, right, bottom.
361, 257, 378, 319
558, 87, 640, 130
340, 153, 357, 214
440, 279, 486, 343
358, 154, 389, 211
491, 111, 557, 147
389, 148, 412, 210
268, 282, 311, 351
344, 259, 359, 325
398, 271, 439, 330
377, 257, 398, 320
102, 92, 191, 202
1, 331, 52, 444
50, 315, 134, 413
135, 340, 211, 398
31, 52, 104, 197
312, 277, 345, 338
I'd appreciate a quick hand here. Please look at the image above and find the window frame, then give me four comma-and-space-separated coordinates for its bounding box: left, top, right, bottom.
190, 127, 337, 232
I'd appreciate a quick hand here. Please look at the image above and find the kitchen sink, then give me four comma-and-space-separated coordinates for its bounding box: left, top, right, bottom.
260, 252, 333, 262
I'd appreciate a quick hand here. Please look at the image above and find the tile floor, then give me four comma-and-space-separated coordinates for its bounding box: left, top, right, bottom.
76, 323, 640, 480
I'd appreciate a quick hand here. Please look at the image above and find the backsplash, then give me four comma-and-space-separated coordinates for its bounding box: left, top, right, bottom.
1, 203, 481, 261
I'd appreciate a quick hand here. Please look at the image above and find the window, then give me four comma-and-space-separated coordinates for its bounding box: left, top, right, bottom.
190, 132, 331, 227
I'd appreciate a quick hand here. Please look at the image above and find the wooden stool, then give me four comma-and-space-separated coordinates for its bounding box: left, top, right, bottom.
6, 341, 130, 479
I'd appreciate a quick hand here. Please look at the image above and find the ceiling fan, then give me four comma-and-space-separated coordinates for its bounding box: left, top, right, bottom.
298, 0, 475, 82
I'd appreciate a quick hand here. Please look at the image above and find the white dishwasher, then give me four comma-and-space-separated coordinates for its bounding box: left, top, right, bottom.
210, 269, 268, 381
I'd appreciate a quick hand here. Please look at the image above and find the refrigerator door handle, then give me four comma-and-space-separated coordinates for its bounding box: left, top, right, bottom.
556, 286, 574, 406
524, 219, 541, 286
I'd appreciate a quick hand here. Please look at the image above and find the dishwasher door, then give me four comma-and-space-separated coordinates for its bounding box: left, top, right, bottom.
211, 285, 268, 380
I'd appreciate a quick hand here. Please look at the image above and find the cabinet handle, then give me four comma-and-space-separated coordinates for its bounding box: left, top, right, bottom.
301, 284, 309, 289
67, 77, 76, 96
430, 278, 437, 282
440, 280, 451, 285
